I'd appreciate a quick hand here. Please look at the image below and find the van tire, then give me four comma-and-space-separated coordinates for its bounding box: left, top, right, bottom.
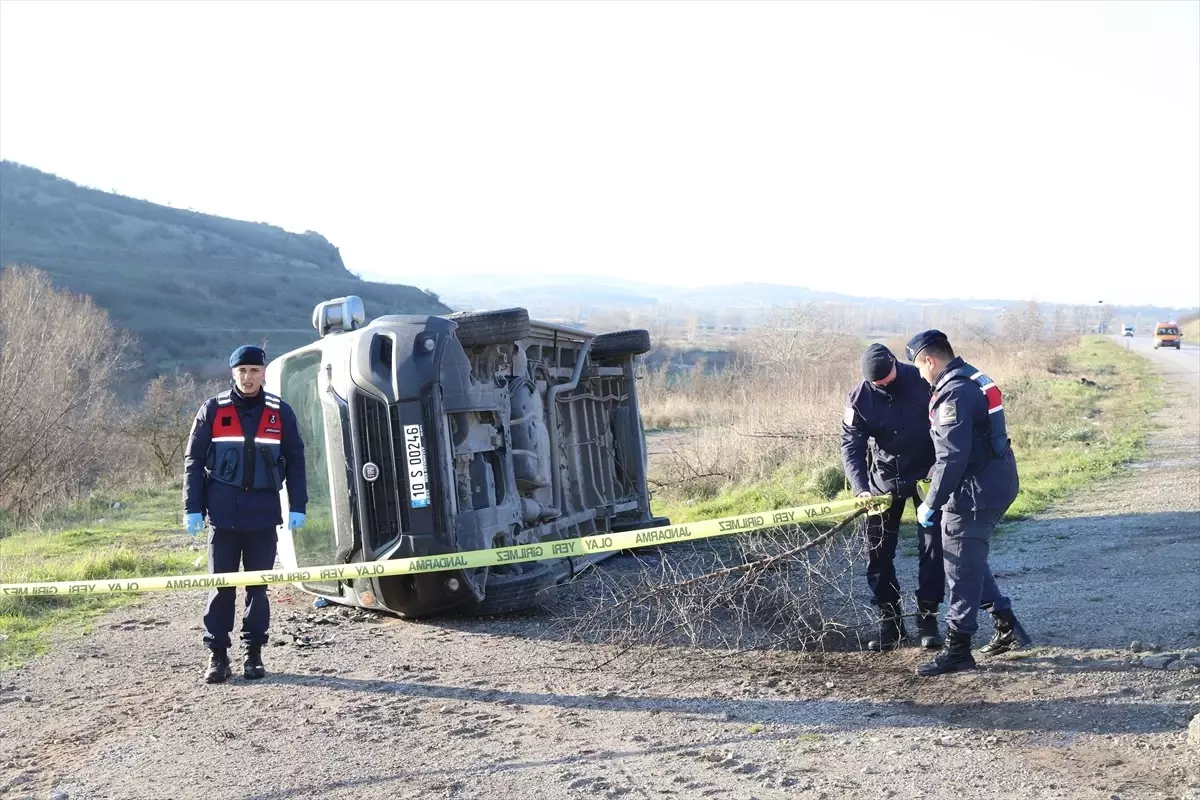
449, 308, 531, 347
473, 563, 562, 615
592, 329, 652, 359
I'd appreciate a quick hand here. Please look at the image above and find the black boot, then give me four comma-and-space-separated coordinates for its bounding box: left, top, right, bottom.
204, 648, 232, 684
978, 608, 1032, 657
243, 644, 266, 680
915, 600, 943, 649
916, 629, 976, 676
866, 603, 908, 651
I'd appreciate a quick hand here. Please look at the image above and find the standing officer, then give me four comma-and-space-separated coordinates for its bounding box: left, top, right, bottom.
905, 330, 1031, 676
184, 345, 307, 684
842, 344, 945, 652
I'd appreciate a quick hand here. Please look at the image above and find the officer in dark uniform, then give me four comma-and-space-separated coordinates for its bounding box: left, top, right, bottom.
842, 344, 945, 651
184, 345, 307, 684
905, 330, 1031, 676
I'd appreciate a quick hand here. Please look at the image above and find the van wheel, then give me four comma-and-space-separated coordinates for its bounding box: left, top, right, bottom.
473, 563, 561, 615
449, 308, 531, 347
592, 329, 652, 359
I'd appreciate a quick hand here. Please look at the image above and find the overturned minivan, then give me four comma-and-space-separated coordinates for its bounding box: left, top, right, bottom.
265, 296, 665, 617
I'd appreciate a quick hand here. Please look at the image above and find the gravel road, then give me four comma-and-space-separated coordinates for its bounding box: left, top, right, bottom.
2, 339, 1198, 800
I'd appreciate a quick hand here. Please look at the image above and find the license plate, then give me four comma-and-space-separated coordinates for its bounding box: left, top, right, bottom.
403, 424, 431, 508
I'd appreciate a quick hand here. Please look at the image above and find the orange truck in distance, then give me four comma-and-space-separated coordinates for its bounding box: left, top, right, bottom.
1154, 322, 1182, 350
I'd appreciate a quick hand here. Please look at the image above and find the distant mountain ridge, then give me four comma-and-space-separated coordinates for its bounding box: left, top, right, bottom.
0, 161, 449, 375
383, 270, 1196, 326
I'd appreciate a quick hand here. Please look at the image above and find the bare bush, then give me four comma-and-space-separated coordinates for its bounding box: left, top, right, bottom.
547, 511, 877, 663
0, 266, 134, 522
120, 371, 221, 478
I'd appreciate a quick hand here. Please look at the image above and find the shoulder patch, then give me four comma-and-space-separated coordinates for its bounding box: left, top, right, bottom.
939, 401, 957, 424
843, 406, 856, 426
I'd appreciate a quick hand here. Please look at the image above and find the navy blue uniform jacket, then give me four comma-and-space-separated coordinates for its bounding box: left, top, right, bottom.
183, 389, 308, 531
841, 362, 936, 497
925, 357, 1020, 514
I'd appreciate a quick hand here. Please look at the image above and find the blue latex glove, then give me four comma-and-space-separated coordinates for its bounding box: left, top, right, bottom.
917, 502, 936, 528
288, 511, 307, 529
184, 513, 204, 535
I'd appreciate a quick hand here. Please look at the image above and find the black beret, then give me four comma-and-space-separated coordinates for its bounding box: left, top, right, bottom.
905, 330, 949, 361
861, 344, 895, 382
229, 345, 266, 368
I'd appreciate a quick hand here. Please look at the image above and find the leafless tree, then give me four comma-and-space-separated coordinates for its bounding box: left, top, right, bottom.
0, 266, 134, 521
120, 371, 221, 478
742, 303, 859, 374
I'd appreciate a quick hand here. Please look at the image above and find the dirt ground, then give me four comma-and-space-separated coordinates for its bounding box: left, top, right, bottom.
2, 337, 1198, 800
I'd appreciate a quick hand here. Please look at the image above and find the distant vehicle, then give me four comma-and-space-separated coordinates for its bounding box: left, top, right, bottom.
1122, 325, 1135, 337
264, 296, 665, 617
1154, 322, 1182, 349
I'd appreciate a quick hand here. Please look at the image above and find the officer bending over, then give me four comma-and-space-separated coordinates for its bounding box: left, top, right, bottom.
184, 345, 307, 684
841, 344, 945, 651
905, 330, 1031, 676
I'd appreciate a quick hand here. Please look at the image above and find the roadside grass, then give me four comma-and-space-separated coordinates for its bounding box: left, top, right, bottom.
1183, 317, 1200, 342
1001, 337, 1158, 519
652, 337, 1158, 527
0, 482, 195, 668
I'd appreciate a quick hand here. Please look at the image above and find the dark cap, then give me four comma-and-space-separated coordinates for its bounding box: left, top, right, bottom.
229, 345, 266, 369
861, 344, 895, 382
905, 330, 949, 361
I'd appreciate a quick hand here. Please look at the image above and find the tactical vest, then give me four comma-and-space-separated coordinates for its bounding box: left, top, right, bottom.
206, 390, 286, 491
931, 361, 1011, 458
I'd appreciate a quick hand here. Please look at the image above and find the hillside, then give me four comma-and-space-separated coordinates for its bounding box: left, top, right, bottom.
0, 161, 448, 376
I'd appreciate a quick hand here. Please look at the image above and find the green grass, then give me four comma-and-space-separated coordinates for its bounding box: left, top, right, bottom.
1001, 337, 1158, 519
0, 482, 197, 668
653, 337, 1158, 527
654, 464, 821, 523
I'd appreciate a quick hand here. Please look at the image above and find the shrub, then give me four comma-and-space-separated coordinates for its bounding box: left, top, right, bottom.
804, 464, 847, 500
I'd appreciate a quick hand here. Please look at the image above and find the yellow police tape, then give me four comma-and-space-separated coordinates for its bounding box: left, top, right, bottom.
0, 495, 889, 597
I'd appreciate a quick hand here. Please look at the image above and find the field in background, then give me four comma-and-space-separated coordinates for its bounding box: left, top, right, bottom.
644, 336, 1158, 526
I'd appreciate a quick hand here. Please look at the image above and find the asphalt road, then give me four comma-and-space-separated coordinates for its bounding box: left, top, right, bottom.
1111, 334, 1200, 385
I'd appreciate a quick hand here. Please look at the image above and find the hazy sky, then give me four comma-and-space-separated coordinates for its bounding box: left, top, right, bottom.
1, 1, 1197, 307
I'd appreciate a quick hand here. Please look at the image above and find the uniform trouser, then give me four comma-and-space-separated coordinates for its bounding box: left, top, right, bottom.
864, 492, 945, 608
203, 527, 278, 650
942, 508, 1012, 637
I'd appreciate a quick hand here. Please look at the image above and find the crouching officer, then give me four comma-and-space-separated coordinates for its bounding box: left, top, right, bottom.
183, 345, 307, 684
905, 330, 1031, 676
842, 344, 945, 652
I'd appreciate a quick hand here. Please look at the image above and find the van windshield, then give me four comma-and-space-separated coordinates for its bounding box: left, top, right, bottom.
1157, 328, 1180, 336
278, 350, 339, 569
